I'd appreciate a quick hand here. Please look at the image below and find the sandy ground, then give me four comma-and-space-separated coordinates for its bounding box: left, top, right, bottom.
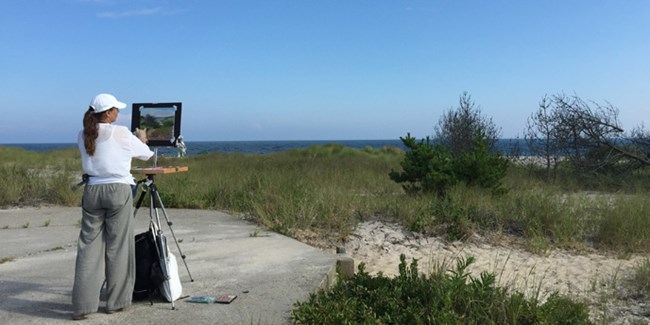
340, 220, 649, 324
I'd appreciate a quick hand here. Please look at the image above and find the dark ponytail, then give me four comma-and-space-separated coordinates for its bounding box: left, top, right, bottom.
83, 107, 100, 156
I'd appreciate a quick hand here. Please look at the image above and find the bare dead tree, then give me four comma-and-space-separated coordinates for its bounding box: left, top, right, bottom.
630, 124, 650, 153
526, 93, 649, 176
524, 95, 560, 174
604, 117, 650, 167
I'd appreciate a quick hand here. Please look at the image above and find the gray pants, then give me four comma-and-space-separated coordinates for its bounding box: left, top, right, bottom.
72, 183, 134, 314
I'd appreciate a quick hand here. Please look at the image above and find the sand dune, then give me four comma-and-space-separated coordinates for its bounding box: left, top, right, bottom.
343, 220, 649, 324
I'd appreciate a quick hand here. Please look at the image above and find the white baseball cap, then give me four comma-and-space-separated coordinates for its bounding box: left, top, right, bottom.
89, 93, 126, 113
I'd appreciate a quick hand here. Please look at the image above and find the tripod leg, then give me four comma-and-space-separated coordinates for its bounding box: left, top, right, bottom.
151, 188, 194, 282
133, 184, 147, 218
149, 187, 176, 310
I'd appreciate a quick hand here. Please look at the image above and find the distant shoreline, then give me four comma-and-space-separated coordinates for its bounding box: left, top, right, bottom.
1, 139, 534, 156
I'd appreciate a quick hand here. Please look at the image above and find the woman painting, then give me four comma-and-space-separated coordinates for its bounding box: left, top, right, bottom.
72, 93, 153, 320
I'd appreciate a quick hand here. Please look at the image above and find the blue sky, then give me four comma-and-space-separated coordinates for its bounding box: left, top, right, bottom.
1, 0, 649, 143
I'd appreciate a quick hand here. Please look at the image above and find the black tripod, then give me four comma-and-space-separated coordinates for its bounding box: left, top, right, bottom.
133, 173, 194, 309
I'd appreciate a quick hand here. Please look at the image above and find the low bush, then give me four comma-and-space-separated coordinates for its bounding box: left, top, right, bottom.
388, 134, 456, 196
292, 254, 592, 324
389, 133, 508, 197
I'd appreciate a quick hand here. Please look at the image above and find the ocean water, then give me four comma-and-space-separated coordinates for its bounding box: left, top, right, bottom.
2, 139, 530, 156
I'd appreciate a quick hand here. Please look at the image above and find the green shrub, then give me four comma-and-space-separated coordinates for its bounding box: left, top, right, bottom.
292, 254, 592, 324
454, 136, 509, 194
390, 133, 508, 197
389, 133, 457, 196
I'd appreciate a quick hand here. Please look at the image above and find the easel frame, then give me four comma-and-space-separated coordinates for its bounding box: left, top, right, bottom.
132, 166, 193, 309
131, 102, 182, 147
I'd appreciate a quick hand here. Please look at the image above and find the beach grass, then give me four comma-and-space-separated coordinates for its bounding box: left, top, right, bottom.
1, 144, 649, 254
0, 146, 80, 207
630, 258, 650, 297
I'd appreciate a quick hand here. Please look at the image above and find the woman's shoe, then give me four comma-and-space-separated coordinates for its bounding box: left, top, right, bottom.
106, 308, 125, 314
72, 313, 88, 321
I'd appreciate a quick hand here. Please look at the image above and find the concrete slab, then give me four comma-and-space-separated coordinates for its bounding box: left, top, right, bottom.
0, 207, 338, 324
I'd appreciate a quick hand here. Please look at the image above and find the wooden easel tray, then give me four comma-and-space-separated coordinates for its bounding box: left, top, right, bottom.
131, 166, 189, 175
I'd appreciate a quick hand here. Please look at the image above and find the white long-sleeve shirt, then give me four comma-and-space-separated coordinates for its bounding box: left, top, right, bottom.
77, 123, 154, 185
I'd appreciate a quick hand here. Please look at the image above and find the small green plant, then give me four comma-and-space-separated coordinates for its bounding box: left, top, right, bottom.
22, 222, 30, 229
629, 258, 650, 297
249, 229, 270, 237
42, 219, 51, 227
537, 292, 592, 324
0, 257, 16, 264
432, 195, 472, 241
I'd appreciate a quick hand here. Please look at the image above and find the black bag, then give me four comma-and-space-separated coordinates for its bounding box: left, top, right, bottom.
133, 229, 165, 301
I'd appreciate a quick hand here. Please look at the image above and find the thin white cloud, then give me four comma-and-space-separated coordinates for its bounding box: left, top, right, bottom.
77, 0, 113, 3
97, 7, 163, 18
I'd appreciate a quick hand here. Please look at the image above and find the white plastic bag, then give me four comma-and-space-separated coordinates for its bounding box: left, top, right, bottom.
159, 252, 183, 302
